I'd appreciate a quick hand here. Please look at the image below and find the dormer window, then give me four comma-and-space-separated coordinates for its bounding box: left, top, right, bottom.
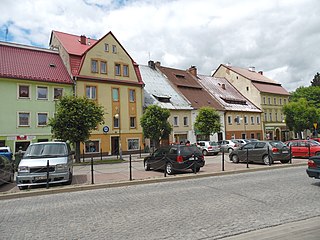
175, 74, 185, 78
153, 94, 171, 103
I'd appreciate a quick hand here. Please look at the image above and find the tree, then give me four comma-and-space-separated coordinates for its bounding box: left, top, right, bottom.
283, 98, 320, 139
194, 107, 221, 140
290, 86, 320, 108
311, 72, 320, 86
140, 105, 172, 147
49, 96, 104, 162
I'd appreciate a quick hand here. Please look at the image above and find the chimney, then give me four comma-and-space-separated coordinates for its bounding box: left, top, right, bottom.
258, 71, 263, 75
148, 60, 155, 69
80, 35, 86, 45
155, 61, 161, 67
248, 66, 255, 72
221, 83, 226, 90
188, 65, 197, 77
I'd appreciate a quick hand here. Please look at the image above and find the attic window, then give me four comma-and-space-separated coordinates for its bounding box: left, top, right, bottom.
221, 97, 247, 105
153, 94, 171, 103
49, 63, 56, 68
175, 74, 185, 78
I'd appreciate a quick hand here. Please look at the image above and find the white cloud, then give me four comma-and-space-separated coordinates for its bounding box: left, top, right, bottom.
1, 0, 319, 92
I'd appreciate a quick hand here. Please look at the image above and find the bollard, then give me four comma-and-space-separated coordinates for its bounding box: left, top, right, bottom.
193, 154, 196, 174
308, 144, 311, 158
129, 154, 132, 181
268, 147, 271, 166
290, 145, 292, 164
46, 160, 50, 189
91, 157, 94, 184
100, 148, 102, 161
139, 146, 142, 158
246, 148, 249, 168
164, 156, 167, 177
82, 149, 85, 162
222, 151, 225, 171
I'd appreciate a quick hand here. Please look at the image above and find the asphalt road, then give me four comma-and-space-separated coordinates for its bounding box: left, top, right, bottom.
1, 165, 319, 239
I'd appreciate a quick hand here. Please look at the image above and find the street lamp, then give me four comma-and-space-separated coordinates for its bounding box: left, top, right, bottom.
114, 113, 122, 160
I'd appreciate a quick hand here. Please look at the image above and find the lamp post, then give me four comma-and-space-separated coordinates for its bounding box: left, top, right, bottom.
114, 113, 122, 160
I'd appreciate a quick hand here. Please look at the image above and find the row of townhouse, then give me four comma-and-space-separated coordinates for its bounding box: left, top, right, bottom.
0, 30, 290, 155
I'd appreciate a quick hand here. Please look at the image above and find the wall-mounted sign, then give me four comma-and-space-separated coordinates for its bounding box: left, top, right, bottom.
103, 126, 109, 133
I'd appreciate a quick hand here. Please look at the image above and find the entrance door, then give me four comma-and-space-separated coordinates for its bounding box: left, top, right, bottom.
15, 141, 30, 152
111, 137, 119, 155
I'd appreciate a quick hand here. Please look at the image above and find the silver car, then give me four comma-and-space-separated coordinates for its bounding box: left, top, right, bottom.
16, 142, 74, 190
196, 141, 220, 156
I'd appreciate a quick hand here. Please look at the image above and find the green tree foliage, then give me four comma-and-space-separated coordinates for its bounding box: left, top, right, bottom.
290, 86, 320, 108
311, 72, 320, 86
194, 107, 221, 139
49, 96, 104, 162
140, 105, 172, 147
283, 98, 320, 139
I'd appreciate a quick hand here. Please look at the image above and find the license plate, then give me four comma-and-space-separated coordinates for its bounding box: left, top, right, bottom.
34, 176, 47, 180
283, 151, 288, 153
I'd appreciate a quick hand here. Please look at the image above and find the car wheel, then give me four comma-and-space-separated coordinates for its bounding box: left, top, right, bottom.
18, 186, 28, 190
316, 152, 320, 156
228, 148, 233, 153
144, 161, 150, 171
263, 155, 272, 165
65, 171, 72, 185
280, 160, 290, 164
231, 154, 239, 163
202, 150, 208, 156
165, 162, 174, 175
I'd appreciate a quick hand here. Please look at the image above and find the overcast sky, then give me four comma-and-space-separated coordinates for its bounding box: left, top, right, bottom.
1, 0, 319, 92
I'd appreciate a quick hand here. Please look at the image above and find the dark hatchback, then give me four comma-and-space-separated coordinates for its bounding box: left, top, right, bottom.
229, 140, 291, 165
307, 156, 320, 179
144, 145, 205, 175
0, 155, 14, 186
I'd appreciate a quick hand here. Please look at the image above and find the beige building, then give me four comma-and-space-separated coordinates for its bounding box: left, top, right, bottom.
213, 64, 290, 141
50, 31, 144, 155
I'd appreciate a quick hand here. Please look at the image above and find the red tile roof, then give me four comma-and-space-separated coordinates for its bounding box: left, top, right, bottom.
0, 42, 73, 84
157, 65, 224, 110
252, 82, 290, 95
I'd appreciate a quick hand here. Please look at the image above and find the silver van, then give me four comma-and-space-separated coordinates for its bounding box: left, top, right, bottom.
16, 141, 74, 190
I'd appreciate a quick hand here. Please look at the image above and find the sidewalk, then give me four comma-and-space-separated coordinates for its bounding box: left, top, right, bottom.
0, 155, 307, 200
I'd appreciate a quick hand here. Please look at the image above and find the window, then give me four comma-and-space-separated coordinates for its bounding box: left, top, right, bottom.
263, 97, 266, 104
256, 116, 260, 124
104, 43, 109, 52
128, 139, 139, 150
18, 85, 30, 98
54, 88, 63, 100
37, 113, 48, 126
112, 45, 117, 53
183, 116, 188, 126
85, 140, 100, 153
173, 116, 178, 126
227, 116, 232, 125
269, 112, 272, 121
274, 98, 277, 105
236, 116, 240, 124
18, 112, 30, 126
91, 60, 98, 73
123, 65, 129, 77
113, 116, 119, 128
264, 113, 267, 121
130, 117, 136, 128
251, 116, 254, 124
268, 97, 271, 104
129, 89, 135, 102
244, 116, 248, 125
279, 98, 282, 105
86, 86, 96, 99
115, 63, 121, 76
37, 86, 48, 100
112, 88, 119, 101
284, 99, 287, 105
100, 61, 107, 74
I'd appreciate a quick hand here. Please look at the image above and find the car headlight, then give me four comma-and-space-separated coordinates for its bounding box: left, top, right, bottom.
56, 164, 68, 171
18, 166, 30, 173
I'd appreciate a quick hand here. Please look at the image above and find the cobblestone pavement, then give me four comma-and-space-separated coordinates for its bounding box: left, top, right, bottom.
0, 153, 307, 196
0, 166, 319, 239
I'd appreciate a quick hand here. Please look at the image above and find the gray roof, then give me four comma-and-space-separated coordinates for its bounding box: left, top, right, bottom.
197, 75, 261, 112
139, 65, 193, 110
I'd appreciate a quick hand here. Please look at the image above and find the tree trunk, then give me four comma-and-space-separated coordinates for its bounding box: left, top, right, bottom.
75, 141, 81, 163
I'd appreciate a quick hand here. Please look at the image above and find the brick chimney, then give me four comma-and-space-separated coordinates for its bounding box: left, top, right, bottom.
155, 61, 161, 67
80, 35, 86, 45
258, 71, 263, 75
188, 66, 197, 77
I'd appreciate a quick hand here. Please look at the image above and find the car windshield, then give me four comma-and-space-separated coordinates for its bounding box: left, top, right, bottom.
24, 143, 67, 158
310, 140, 320, 146
209, 141, 218, 146
269, 141, 286, 148
180, 146, 202, 155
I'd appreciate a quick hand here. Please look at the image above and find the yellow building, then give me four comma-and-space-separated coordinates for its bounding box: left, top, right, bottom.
213, 64, 290, 141
50, 31, 144, 155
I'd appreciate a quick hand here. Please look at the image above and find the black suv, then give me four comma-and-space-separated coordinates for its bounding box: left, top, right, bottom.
144, 144, 205, 175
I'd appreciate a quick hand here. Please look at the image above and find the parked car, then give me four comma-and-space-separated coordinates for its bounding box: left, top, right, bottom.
231, 139, 250, 147
144, 144, 205, 175
285, 140, 320, 157
16, 141, 74, 190
218, 140, 238, 153
0, 146, 13, 161
311, 138, 320, 143
306, 156, 320, 179
229, 140, 291, 165
0, 155, 14, 186
196, 141, 220, 156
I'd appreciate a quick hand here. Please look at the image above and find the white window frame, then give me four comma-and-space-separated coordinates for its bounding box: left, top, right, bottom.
251, 116, 254, 125
227, 116, 232, 125
115, 63, 121, 76
256, 116, 261, 124
123, 65, 129, 77
100, 61, 107, 74
91, 59, 98, 73
18, 112, 30, 127
37, 112, 48, 126
53, 87, 63, 100
112, 88, 119, 101
84, 140, 100, 153
18, 84, 31, 99
37, 86, 48, 100
86, 86, 97, 100
127, 139, 139, 151
129, 89, 135, 102
104, 43, 109, 52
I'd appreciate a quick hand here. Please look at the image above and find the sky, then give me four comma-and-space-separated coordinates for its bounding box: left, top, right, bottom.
1, 0, 319, 92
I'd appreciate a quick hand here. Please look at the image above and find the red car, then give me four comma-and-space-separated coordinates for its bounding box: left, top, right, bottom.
285, 140, 320, 157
